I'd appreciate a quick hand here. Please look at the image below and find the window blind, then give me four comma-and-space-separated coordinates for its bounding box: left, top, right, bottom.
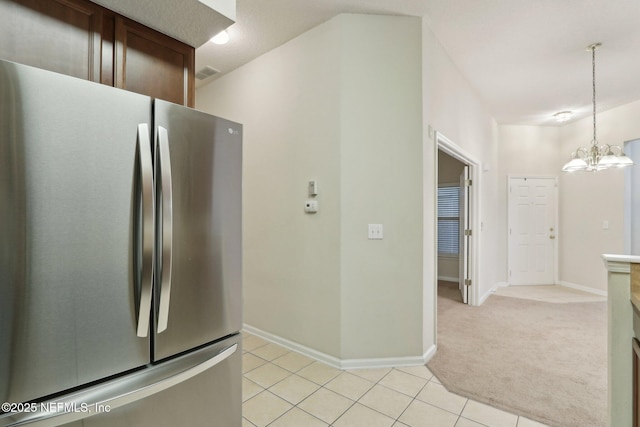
438, 186, 459, 255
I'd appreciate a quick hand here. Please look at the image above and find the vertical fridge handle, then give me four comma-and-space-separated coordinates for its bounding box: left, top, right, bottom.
136, 123, 154, 337
156, 126, 173, 333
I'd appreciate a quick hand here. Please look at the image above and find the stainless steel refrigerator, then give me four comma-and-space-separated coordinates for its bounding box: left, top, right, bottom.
0, 59, 242, 427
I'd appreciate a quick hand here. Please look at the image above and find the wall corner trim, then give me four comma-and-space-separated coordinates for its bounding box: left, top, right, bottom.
243, 324, 342, 369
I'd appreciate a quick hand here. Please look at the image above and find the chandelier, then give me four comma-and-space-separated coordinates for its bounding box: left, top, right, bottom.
561, 43, 634, 172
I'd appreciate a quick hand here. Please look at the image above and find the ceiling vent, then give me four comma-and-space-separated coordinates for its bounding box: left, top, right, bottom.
195, 66, 220, 80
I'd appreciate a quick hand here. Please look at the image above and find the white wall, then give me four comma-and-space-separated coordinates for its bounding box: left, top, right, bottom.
559, 99, 640, 292
422, 20, 500, 352
197, 14, 423, 364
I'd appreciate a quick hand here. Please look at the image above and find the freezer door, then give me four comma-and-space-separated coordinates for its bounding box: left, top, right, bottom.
0, 61, 152, 404
153, 100, 242, 360
0, 334, 241, 427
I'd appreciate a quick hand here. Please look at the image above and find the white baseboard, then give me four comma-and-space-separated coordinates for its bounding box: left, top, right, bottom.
477, 282, 508, 306
438, 275, 459, 283
557, 280, 608, 297
243, 324, 342, 369
243, 324, 431, 370
423, 344, 437, 364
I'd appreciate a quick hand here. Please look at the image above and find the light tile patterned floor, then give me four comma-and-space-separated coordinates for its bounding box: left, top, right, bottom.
242, 333, 549, 427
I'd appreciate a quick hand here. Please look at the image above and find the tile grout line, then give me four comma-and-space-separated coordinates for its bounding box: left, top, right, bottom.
244, 337, 534, 427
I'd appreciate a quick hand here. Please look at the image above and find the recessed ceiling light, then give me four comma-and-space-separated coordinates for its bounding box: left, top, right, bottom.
553, 111, 573, 122
210, 30, 229, 45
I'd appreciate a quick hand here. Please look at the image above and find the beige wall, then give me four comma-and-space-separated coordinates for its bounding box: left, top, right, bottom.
559, 99, 640, 292
197, 14, 423, 362
338, 16, 423, 359
497, 101, 640, 293
197, 12, 509, 363
197, 16, 343, 356
438, 150, 465, 184
497, 125, 561, 285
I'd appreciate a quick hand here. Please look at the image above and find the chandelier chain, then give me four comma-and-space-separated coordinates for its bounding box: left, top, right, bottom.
592, 45, 597, 146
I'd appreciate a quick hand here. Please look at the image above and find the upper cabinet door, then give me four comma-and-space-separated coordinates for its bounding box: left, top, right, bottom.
114, 17, 195, 107
0, 0, 103, 82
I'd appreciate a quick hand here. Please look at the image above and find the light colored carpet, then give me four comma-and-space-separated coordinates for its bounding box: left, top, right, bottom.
494, 284, 607, 304
428, 282, 607, 427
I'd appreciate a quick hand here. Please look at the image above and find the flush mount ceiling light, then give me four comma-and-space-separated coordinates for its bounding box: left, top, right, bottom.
562, 43, 634, 172
210, 30, 229, 45
553, 111, 573, 122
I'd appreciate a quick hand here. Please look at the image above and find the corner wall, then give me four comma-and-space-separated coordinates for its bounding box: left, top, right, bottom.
196, 14, 423, 364
196, 17, 343, 357
338, 15, 423, 361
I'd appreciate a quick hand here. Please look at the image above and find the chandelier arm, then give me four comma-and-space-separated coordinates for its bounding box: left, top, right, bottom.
575, 147, 590, 159
592, 44, 597, 146
606, 145, 624, 156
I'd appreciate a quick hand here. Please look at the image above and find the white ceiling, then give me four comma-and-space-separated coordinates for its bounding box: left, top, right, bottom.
195, 0, 640, 126
93, 0, 234, 47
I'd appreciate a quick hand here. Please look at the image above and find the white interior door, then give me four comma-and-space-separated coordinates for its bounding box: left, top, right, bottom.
508, 177, 556, 285
458, 166, 470, 303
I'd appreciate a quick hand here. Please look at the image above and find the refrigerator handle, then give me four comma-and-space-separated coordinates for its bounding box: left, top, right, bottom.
136, 123, 154, 337
156, 126, 173, 333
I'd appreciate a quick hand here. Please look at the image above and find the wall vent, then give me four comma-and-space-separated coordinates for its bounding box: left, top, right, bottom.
196, 66, 220, 80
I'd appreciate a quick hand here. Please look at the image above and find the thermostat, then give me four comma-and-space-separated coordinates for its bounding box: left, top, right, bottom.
304, 200, 318, 213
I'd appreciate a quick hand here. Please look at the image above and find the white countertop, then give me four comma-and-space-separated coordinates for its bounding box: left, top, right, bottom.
602, 254, 640, 264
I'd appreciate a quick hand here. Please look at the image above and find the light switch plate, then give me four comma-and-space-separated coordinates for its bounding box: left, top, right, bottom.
368, 224, 383, 239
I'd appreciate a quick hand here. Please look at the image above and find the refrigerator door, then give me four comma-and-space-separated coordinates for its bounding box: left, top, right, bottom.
0, 61, 152, 404
153, 100, 242, 360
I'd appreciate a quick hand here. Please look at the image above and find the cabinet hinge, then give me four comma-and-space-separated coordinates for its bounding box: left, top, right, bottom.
464, 279, 472, 286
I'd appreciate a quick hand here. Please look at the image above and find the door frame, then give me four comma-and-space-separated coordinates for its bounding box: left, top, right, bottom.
435, 132, 481, 306
507, 175, 559, 285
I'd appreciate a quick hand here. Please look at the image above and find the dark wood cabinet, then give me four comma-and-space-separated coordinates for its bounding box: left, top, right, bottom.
0, 0, 104, 82
114, 17, 194, 107
0, 0, 195, 107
